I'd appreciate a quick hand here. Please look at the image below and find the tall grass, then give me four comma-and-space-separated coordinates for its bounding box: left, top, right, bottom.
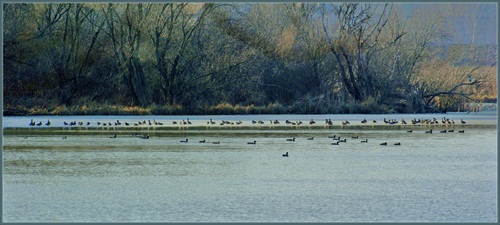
5, 98, 397, 116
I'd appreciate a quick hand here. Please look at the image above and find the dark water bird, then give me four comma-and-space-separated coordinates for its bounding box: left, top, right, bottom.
258, 120, 264, 124
361, 139, 368, 143
29, 119, 35, 126
252, 120, 257, 124
461, 119, 466, 124
380, 142, 387, 146
425, 129, 433, 134
24, 136, 28, 139
212, 141, 220, 144
172, 121, 178, 125
86, 122, 91, 126
199, 139, 206, 143
108, 122, 112, 126
361, 118, 367, 124
282, 152, 289, 157
352, 136, 358, 139
407, 130, 413, 133
110, 135, 117, 138
187, 118, 192, 125
36, 121, 42, 126
247, 140, 257, 144
309, 119, 316, 125
331, 141, 340, 145
45, 120, 51, 126
458, 130, 465, 133
373, 120, 377, 123
62, 136, 67, 139
328, 135, 337, 138
448, 130, 454, 132
96, 122, 100, 125
307, 137, 314, 140
141, 135, 150, 139
125, 122, 130, 126
286, 138, 295, 141
180, 139, 188, 143
326, 119, 333, 125
338, 139, 347, 142
394, 142, 401, 145
440, 130, 447, 133
64, 121, 69, 126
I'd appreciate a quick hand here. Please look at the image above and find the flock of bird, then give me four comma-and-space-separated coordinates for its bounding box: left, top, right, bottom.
28, 117, 468, 128
26, 117, 468, 157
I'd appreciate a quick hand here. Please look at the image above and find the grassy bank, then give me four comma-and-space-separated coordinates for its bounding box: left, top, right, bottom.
4, 98, 398, 116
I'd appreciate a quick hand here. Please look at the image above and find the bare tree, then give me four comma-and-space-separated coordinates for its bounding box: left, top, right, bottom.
147, 3, 214, 105
413, 45, 489, 112
321, 3, 405, 103
101, 3, 151, 107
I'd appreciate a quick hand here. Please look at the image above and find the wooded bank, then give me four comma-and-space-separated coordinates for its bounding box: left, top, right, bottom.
3, 3, 497, 116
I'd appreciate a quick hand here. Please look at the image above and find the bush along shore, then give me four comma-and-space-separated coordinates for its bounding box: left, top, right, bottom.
4, 99, 403, 116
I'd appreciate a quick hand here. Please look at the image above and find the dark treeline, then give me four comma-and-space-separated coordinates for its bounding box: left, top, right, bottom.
3, 3, 497, 115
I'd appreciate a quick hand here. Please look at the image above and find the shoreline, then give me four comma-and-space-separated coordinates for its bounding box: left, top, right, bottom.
3, 120, 496, 135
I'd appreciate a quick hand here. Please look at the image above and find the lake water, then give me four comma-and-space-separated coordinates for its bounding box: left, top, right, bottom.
2, 113, 498, 222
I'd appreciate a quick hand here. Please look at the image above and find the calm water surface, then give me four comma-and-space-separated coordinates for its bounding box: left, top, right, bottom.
2, 113, 497, 222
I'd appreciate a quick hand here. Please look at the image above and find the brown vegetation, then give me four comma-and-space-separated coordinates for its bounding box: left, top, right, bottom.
3, 3, 496, 116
